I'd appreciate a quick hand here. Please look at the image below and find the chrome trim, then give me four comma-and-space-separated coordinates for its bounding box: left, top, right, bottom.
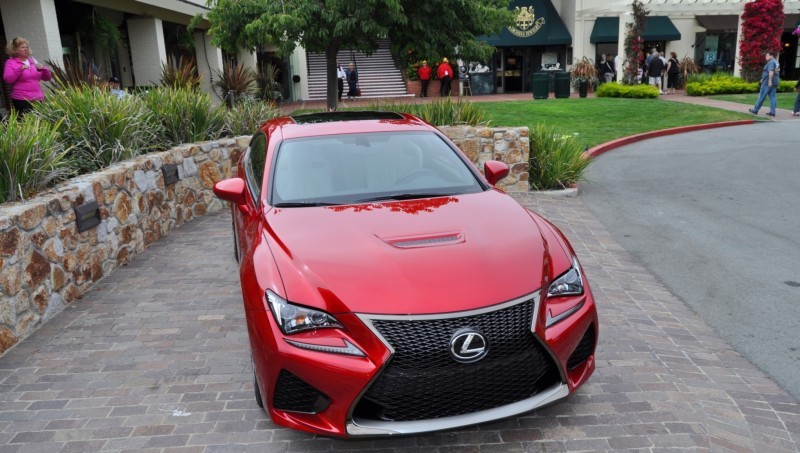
283, 338, 365, 357
546, 298, 586, 328
346, 382, 569, 436
349, 291, 569, 432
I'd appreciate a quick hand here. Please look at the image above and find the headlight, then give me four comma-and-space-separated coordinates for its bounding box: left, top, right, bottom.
266, 290, 344, 335
547, 258, 584, 298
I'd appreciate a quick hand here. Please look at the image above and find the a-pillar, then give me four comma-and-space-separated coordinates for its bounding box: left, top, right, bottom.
194, 31, 223, 103
127, 16, 167, 86
0, 0, 63, 67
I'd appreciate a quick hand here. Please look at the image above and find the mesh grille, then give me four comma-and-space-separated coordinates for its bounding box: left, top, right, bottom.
567, 324, 596, 370
273, 370, 329, 413
354, 298, 560, 422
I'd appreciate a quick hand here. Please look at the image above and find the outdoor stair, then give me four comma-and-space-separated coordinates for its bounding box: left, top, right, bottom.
306, 39, 412, 101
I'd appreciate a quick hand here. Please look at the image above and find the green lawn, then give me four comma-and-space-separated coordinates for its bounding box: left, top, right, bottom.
291, 97, 755, 150
477, 98, 754, 149
708, 92, 798, 112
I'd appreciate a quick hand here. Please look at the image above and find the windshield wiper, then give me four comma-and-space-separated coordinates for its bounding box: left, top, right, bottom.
273, 201, 340, 207
354, 193, 455, 203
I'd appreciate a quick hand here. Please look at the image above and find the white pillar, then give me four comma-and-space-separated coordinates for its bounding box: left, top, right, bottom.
127, 17, 167, 86
618, 12, 634, 83
0, 0, 63, 67
238, 48, 258, 73
289, 47, 309, 101
194, 31, 223, 103
733, 14, 744, 77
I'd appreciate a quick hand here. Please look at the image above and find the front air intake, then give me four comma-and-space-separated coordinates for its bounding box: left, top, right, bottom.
273, 370, 330, 413
567, 324, 596, 370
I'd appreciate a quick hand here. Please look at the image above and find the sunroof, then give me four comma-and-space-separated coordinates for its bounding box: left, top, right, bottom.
291, 111, 405, 124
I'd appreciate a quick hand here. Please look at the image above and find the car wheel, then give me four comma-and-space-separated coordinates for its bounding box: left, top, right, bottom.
253, 367, 264, 409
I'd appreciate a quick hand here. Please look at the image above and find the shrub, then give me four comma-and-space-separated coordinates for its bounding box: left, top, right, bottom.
160, 56, 202, 90
214, 61, 257, 106
528, 123, 591, 191
0, 111, 71, 203
34, 87, 162, 174
369, 98, 489, 126
685, 73, 796, 95
225, 97, 280, 136
144, 87, 226, 147
596, 82, 659, 98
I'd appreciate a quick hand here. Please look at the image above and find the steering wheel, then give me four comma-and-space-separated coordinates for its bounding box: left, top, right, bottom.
395, 169, 440, 185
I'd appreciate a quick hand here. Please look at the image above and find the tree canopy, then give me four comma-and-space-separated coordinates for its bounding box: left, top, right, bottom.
203, 0, 513, 110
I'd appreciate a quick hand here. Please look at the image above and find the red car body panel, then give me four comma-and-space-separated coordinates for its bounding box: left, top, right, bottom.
214, 112, 598, 438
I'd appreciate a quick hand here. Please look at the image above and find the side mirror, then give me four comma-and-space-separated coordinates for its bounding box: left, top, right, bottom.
484, 160, 510, 186
213, 178, 249, 209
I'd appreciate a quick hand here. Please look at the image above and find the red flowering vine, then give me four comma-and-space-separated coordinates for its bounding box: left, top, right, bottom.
739, 0, 784, 82
622, 0, 648, 85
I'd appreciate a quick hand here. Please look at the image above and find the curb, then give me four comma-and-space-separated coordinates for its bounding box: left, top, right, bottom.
585, 120, 755, 158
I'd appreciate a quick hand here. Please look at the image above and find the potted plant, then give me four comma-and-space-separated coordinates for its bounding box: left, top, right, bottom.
570, 57, 600, 98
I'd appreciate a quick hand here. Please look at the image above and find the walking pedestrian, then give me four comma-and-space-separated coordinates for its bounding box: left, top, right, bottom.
3, 37, 52, 115
792, 79, 800, 117
647, 51, 665, 94
749, 51, 779, 117
601, 55, 615, 84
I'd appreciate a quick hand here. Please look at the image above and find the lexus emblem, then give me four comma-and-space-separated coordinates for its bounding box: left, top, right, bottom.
450, 329, 488, 363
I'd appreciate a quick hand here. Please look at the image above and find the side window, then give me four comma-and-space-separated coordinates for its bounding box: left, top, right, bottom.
245, 132, 267, 206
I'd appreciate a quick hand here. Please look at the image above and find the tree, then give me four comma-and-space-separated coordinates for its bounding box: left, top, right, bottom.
203, 0, 512, 111
738, 0, 784, 82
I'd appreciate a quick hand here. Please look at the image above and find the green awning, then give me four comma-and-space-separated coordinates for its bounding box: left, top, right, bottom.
479, 0, 572, 47
645, 16, 681, 41
590, 17, 618, 44
589, 16, 681, 43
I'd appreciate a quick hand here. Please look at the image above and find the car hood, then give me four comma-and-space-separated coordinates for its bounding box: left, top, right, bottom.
264, 190, 549, 315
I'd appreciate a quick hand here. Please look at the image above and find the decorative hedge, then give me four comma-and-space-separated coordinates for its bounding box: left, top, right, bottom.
595, 83, 659, 98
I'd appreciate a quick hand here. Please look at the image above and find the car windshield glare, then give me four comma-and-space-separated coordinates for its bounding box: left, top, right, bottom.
271, 131, 484, 206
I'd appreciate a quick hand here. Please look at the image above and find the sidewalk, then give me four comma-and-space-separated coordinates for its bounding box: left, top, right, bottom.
1, 90, 799, 452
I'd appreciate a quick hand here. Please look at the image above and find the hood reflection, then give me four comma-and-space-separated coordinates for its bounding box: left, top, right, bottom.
327, 197, 459, 215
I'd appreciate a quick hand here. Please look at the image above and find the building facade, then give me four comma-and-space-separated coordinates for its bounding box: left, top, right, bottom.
0, 0, 269, 115
2, 0, 800, 110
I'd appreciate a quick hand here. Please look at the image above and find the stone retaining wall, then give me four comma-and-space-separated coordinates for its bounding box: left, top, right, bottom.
0, 127, 529, 355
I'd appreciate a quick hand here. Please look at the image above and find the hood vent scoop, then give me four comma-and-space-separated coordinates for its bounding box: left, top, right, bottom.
383, 232, 465, 249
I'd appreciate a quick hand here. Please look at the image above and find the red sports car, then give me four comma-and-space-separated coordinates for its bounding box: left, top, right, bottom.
213, 111, 597, 437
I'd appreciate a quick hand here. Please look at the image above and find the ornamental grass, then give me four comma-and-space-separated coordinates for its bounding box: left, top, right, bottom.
0, 111, 71, 204
528, 123, 591, 191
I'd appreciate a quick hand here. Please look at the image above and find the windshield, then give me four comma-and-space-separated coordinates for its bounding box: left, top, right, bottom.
270, 131, 484, 206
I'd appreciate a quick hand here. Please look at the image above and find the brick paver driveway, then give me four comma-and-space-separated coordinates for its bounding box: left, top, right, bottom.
1, 194, 798, 452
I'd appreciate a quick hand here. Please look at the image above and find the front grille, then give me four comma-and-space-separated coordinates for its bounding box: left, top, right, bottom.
353, 298, 560, 422
273, 370, 329, 413
567, 324, 596, 370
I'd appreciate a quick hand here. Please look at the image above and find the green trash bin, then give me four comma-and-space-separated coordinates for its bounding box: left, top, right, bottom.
555, 71, 571, 98
532, 72, 550, 99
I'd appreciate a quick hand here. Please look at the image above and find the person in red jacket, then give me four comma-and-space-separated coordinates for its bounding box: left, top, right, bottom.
437, 57, 453, 97
417, 60, 432, 98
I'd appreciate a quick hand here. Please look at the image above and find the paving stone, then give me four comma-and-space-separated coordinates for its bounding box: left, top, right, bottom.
0, 199, 798, 452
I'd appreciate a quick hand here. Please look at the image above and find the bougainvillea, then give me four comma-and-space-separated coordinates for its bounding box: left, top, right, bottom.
739, 0, 784, 82
622, 0, 649, 85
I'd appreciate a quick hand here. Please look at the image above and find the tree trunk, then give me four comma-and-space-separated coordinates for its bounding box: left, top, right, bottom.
326, 46, 340, 111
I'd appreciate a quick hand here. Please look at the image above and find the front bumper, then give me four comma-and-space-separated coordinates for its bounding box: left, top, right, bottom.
252, 289, 596, 437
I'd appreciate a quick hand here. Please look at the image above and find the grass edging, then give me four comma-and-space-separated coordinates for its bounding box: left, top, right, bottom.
585, 120, 755, 158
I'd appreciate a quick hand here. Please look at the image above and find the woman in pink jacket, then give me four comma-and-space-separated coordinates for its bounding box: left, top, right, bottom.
3, 37, 52, 114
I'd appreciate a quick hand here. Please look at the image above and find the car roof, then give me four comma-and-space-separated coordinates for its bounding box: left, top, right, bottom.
269, 111, 435, 140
